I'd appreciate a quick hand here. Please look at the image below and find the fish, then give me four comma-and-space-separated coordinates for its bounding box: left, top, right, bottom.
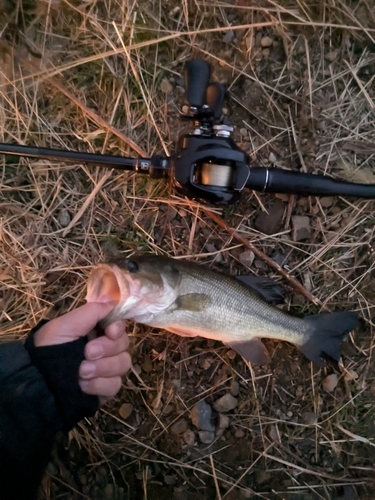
86, 254, 358, 366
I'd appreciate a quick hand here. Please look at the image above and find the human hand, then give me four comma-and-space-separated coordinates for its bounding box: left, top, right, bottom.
34, 302, 131, 403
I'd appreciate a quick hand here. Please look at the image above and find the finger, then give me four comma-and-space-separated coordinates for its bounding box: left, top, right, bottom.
79, 352, 132, 379
104, 320, 127, 340
85, 331, 129, 360
35, 301, 118, 346
79, 376, 122, 398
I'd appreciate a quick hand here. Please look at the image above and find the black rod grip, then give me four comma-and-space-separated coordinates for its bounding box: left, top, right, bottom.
184, 59, 211, 108
246, 167, 375, 199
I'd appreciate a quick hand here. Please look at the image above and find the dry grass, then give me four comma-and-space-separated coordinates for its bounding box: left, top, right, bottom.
1, 0, 375, 498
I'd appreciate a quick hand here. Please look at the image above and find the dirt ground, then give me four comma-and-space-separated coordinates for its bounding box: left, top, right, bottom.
1, 0, 375, 499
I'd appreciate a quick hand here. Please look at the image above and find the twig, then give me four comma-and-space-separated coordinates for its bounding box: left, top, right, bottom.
202, 208, 322, 306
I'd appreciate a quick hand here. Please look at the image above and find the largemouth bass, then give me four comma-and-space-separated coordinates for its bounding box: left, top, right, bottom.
86, 254, 358, 366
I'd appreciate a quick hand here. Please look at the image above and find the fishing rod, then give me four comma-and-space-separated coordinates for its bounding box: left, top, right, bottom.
1, 58, 374, 205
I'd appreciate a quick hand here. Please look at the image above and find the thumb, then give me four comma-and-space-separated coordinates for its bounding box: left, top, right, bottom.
34, 301, 118, 347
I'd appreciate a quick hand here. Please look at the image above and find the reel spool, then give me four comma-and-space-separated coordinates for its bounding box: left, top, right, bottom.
199, 162, 233, 188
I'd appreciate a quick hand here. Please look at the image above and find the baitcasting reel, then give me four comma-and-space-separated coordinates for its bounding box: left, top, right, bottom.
1, 58, 375, 204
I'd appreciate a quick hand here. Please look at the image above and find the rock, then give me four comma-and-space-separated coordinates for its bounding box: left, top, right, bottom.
269, 152, 277, 163
239, 250, 255, 267
295, 385, 304, 397
235, 428, 245, 438
190, 400, 215, 431
79, 474, 87, 485
141, 355, 153, 373
223, 30, 235, 43
291, 215, 311, 241
344, 370, 358, 382
230, 380, 240, 397
240, 127, 248, 136
322, 373, 338, 392
301, 412, 317, 425
257, 471, 272, 485
183, 429, 196, 446
213, 393, 238, 413
260, 36, 273, 47
319, 196, 334, 208
103, 484, 114, 499
254, 200, 285, 235
325, 49, 338, 62
198, 431, 215, 444
201, 358, 212, 370
164, 474, 177, 485
160, 77, 173, 94
119, 403, 133, 420
205, 243, 217, 253
171, 419, 188, 434
268, 424, 280, 442
58, 209, 71, 227
216, 414, 230, 436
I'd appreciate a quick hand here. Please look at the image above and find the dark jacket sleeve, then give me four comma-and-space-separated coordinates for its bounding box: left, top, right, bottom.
0, 324, 99, 500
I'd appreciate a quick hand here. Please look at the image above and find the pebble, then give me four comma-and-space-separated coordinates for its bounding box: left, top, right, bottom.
230, 380, 240, 397
223, 30, 235, 44
103, 484, 114, 499
254, 200, 285, 235
301, 412, 317, 425
119, 403, 133, 420
269, 152, 277, 163
325, 49, 338, 62
216, 414, 230, 436
190, 400, 215, 431
183, 429, 196, 446
201, 358, 212, 370
213, 393, 238, 413
344, 370, 358, 382
239, 250, 255, 267
171, 418, 188, 434
198, 430, 215, 444
227, 349, 237, 360
160, 77, 173, 94
291, 215, 311, 241
235, 428, 245, 438
295, 385, 304, 398
268, 424, 280, 442
319, 196, 334, 208
164, 404, 174, 416
205, 243, 217, 253
141, 355, 153, 373
260, 36, 273, 47
322, 373, 339, 392
257, 471, 272, 485
240, 127, 248, 136
164, 475, 177, 485
58, 209, 71, 227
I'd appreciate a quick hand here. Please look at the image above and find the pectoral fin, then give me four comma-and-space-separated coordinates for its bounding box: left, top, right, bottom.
174, 293, 211, 312
226, 338, 271, 365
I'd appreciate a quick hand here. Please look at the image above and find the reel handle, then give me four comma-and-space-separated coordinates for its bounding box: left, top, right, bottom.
205, 83, 226, 121
184, 59, 211, 108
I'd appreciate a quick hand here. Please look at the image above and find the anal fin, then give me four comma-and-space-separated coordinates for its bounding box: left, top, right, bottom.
226, 338, 271, 365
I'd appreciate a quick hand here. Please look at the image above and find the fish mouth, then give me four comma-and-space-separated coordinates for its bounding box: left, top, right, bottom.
86, 263, 129, 304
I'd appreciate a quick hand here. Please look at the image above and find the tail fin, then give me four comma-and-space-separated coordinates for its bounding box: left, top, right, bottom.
299, 311, 358, 365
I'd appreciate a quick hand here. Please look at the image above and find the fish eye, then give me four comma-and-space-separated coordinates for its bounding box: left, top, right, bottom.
126, 260, 139, 273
